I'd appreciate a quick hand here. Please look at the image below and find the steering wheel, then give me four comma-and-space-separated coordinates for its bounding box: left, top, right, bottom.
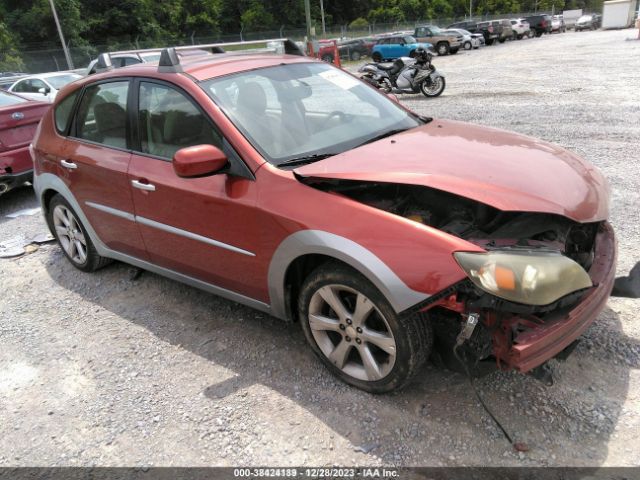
320, 110, 347, 129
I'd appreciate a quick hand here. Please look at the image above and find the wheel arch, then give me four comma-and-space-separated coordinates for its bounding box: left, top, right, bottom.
34, 172, 109, 256
267, 230, 429, 322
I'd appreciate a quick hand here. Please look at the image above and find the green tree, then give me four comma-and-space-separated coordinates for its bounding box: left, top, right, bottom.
0, 21, 25, 71
349, 17, 370, 28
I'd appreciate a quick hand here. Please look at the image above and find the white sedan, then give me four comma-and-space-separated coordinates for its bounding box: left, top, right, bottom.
443, 29, 483, 50
8, 72, 82, 103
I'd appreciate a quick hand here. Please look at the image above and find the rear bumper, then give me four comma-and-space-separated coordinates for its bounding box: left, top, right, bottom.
507, 222, 617, 372
1, 145, 33, 176
0, 169, 33, 193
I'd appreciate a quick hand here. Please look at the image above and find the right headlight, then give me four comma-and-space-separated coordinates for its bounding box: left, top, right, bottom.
454, 251, 593, 306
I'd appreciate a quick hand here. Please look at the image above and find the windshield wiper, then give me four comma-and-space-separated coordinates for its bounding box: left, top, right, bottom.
277, 153, 337, 168
357, 128, 410, 148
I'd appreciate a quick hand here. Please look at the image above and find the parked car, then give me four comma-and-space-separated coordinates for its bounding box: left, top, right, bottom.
371, 35, 433, 62
0, 72, 29, 90
85, 52, 162, 75
32, 45, 616, 393
492, 19, 514, 43
8, 72, 82, 103
475, 21, 500, 45
337, 39, 370, 61
0, 90, 49, 195
575, 14, 599, 31
443, 28, 483, 49
524, 14, 553, 36
316, 40, 339, 63
448, 20, 477, 31
510, 18, 532, 39
414, 25, 462, 55
551, 15, 567, 32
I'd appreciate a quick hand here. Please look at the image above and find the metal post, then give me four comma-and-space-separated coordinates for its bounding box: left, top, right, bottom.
48, 0, 74, 70
470, 0, 473, 18
304, 0, 313, 40
320, 0, 326, 35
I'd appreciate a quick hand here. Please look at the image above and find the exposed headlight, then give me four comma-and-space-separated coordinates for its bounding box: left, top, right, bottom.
453, 251, 592, 305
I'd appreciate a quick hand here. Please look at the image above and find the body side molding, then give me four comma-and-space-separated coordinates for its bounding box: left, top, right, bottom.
34, 172, 270, 314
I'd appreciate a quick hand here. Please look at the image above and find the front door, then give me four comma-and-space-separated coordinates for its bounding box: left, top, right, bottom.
64, 79, 147, 259
127, 79, 262, 300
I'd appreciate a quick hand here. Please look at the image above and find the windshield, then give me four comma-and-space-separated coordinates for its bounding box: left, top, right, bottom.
0, 90, 28, 107
201, 63, 421, 166
46, 74, 81, 90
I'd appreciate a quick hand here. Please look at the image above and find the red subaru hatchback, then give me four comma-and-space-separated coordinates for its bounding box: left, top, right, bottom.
31, 43, 616, 392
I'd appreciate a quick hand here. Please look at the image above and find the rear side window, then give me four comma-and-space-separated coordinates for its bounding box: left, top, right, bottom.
75, 81, 129, 149
54, 91, 79, 134
137, 81, 222, 160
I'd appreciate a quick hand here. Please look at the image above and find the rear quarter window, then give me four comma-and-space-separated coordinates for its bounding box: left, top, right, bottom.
55, 90, 80, 134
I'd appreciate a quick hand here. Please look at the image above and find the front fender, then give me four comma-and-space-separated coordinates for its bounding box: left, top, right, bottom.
267, 230, 430, 320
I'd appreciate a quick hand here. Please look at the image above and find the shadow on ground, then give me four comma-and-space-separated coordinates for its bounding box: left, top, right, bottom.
45, 250, 635, 466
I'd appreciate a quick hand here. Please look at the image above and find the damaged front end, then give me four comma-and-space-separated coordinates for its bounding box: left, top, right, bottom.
304, 179, 617, 376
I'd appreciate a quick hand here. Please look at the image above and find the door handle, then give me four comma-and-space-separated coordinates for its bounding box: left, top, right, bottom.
60, 159, 78, 170
131, 179, 156, 192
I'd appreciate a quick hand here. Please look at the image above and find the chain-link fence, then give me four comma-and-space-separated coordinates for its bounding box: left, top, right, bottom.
12, 12, 562, 74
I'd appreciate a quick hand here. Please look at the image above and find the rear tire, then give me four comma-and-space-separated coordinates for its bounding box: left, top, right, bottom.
47, 194, 111, 272
372, 52, 382, 62
321, 54, 334, 63
351, 51, 361, 61
298, 263, 432, 393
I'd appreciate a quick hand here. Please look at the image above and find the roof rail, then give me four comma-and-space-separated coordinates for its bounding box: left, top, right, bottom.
156, 38, 305, 73
90, 38, 305, 75
95, 53, 114, 73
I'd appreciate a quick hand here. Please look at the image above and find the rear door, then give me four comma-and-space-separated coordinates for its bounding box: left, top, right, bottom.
63, 79, 148, 259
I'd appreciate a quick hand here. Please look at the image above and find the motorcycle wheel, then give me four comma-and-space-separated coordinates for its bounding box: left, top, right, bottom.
420, 76, 445, 97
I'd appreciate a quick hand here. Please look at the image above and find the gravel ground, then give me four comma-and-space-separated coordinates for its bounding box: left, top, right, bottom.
1, 28, 639, 468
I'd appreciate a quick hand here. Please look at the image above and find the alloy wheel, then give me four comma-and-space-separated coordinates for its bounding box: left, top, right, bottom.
307, 284, 396, 382
53, 204, 88, 265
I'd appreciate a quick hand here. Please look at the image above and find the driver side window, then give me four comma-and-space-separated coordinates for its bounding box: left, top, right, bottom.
137, 81, 222, 160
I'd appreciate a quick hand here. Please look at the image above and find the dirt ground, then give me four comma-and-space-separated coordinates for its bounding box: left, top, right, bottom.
1, 28, 639, 468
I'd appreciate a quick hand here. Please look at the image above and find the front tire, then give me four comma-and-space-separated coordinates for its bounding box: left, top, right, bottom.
47, 194, 111, 272
351, 51, 361, 61
420, 75, 446, 97
436, 42, 449, 55
321, 54, 334, 63
299, 263, 432, 393
464, 41, 472, 50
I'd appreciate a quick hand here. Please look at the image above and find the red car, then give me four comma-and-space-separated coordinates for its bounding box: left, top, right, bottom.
32, 45, 616, 393
1, 90, 49, 195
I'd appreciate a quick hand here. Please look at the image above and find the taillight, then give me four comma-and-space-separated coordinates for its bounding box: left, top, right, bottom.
488, 25, 493, 32
541, 20, 546, 27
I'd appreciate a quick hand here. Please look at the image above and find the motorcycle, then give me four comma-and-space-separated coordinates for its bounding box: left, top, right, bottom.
358, 50, 445, 98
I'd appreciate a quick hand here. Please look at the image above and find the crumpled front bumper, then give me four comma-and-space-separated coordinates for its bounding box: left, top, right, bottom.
506, 222, 616, 372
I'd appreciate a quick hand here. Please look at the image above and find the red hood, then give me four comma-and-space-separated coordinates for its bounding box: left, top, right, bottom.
295, 119, 609, 223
